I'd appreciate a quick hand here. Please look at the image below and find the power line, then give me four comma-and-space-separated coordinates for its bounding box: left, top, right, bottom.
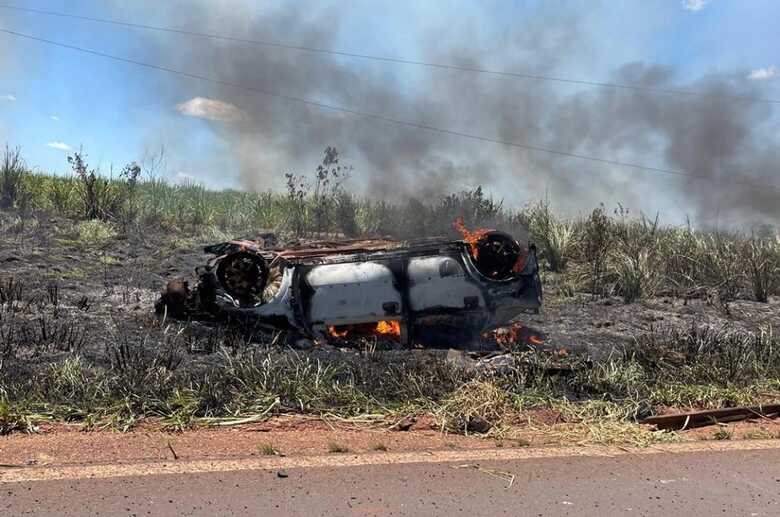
1, 3, 778, 105
4, 25, 777, 196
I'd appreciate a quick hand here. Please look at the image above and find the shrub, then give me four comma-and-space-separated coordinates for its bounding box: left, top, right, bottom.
68, 151, 140, 222
312, 146, 349, 235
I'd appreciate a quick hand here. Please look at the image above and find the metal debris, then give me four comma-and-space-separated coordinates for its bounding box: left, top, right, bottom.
640, 404, 780, 430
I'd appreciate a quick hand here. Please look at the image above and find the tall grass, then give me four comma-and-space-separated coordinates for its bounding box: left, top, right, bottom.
744, 237, 780, 303
5, 145, 780, 304
526, 199, 576, 272
0, 146, 29, 210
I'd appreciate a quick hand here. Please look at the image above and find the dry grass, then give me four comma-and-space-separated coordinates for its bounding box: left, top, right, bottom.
328, 442, 350, 453
0, 398, 35, 435
2, 146, 780, 442
258, 443, 280, 456
712, 426, 733, 440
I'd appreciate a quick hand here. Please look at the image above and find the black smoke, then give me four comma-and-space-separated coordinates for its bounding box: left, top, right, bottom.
39, 1, 780, 225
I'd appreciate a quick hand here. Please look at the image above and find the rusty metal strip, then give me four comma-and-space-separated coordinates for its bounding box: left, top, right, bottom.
640, 404, 780, 430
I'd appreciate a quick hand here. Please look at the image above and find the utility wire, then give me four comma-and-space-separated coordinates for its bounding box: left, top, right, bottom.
0, 27, 712, 182
1, 3, 778, 105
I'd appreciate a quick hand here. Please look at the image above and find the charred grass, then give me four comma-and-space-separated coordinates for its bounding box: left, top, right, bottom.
2, 283, 779, 444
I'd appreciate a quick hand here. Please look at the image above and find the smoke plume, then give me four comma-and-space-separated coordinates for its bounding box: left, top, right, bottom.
12, 1, 780, 226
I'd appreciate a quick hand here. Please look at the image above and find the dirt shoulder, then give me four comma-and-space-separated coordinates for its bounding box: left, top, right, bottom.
2, 415, 779, 471
0, 417, 495, 468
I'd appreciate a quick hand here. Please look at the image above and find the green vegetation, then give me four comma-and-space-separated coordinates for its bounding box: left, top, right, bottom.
1, 146, 29, 211
76, 220, 118, 248
0, 397, 35, 435
258, 443, 280, 456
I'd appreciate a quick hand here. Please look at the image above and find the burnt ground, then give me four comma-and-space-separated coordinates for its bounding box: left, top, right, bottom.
2, 210, 780, 362
529, 284, 780, 360
3, 210, 780, 450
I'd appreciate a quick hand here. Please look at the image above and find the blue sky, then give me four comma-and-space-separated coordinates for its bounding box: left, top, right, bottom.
0, 1, 779, 223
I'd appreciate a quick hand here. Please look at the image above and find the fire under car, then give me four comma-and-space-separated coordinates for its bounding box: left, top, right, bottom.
156, 226, 542, 348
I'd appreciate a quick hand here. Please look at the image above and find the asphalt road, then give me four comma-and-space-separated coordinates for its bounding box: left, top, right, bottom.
3, 447, 779, 516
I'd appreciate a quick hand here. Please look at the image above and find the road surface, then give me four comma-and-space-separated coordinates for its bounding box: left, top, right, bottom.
2, 443, 779, 516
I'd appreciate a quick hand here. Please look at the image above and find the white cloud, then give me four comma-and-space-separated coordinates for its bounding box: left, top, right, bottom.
175, 97, 246, 122
1, 94, 16, 101
176, 171, 207, 186
175, 171, 195, 183
46, 141, 71, 151
748, 66, 778, 81
50, 115, 60, 121
682, 0, 710, 12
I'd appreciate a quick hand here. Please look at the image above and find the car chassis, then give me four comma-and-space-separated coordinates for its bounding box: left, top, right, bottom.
156, 230, 542, 348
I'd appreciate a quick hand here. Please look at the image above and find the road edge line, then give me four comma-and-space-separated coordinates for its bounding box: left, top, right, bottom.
2, 439, 779, 483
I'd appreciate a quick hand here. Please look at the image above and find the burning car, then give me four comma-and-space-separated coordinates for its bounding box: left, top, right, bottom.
156, 222, 542, 348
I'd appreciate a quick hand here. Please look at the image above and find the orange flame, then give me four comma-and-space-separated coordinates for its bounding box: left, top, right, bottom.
376, 320, 401, 336
511, 253, 528, 274
327, 320, 401, 340
491, 322, 545, 348
327, 326, 349, 338
453, 217, 491, 260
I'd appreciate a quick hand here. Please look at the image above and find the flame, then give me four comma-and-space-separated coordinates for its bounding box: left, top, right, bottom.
327, 326, 349, 338
376, 320, 401, 336
511, 253, 528, 274
453, 217, 491, 260
327, 320, 401, 340
491, 322, 545, 348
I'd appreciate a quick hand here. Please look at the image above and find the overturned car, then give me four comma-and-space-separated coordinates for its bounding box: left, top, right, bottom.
156, 227, 542, 348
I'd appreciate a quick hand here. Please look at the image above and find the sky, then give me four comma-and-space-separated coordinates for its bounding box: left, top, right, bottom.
1, 0, 779, 226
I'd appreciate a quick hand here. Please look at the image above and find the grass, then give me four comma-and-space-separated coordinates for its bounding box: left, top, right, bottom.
1, 146, 27, 210
0, 398, 35, 435
2, 268, 779, 442
5, 144, 780, 306
328, 442, 350, 453
76, 220, 117, 248
712, 426, 733, 440
743, 429, 775, 440
370, 442, 388, 451
2, 145, 780, 443
258, 443, 280, 456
